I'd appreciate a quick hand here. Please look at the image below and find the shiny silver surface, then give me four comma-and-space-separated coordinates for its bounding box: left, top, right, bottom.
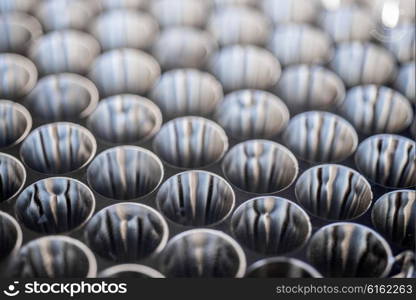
98, 0, 148, 10
84, 203, 168, 262
15, 177, 96, 234
89, 48, 160, 97
261, 0, 318, 24
222, 140, 298, 194
381, 22, 415, 63
212, 0, 258, 7
0, 211, 22, 261
394, 62, 415, 104
283, 111, 358, 163
25, 73, 99, 122
0, 0, 37, 13
215, 90, 289, 140
295, 164, 373, 220
87, 94, 162, 144
340, 85, 413, 134
99, 264, 165, 278
355, 134, 416, 188
0, 100, 32, 149
231, 197, 311, 255
156, 171, 235, 226
87, 146, 164, 200
150, 69, 223, 119
159, 229, 246, 277
0, 153, 26, 203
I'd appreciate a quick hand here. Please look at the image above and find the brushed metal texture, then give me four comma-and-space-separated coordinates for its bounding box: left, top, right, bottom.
0, 153, 26, 203
0, 100, 32, 149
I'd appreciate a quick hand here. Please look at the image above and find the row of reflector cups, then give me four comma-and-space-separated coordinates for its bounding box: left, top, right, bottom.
0, 0, 415, 278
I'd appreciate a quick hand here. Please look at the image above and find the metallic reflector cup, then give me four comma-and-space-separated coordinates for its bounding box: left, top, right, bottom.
153, 117, 228, 169
35, 0, 96, 32
152, 27, 217, 71
20, 122, 97, 175
0, 13, 42, 53
87, 146, 164, 200
340, 85, 413, 134
159, 229, 246, 277
295, 164, 373, 220
11, 236, 97, 278
90, 9, 158, 51
274, 65, 345, 113
150, 69, 223, 119
87, 94, 162, 145
372, 190, 415, 250
319, 5, 374, 43
330, 42, 397, 87
0, 0, 37, 13
391, 251, 415, 278
213, 0, 258, 7
156, 171, 235, 226
25, 73, 99, 122
307, 223, 393, 277
246, 257, 322, 278
394, 62, 415, 104
267, 24, 332, 67
89, 48, 161, 98
209, 45, 281, 92
222, 140, 298, 194
207, 6, 270, 47
0, 153, 26, 203
261, 0, 317, 24
231, 197, 311, 255
29, 30, 100, 76
15, 177, 96, 234
283, 111, 358, 163
355, 134, 416, 188
381, 22, 415, 64
0, 100, 32, 149
0, 53, 37, 100
0, 211, 22, 261
215, 90, 289, 140
98, 0, 148, 10
99, 264, 165, 278
150, 0, 210, 28
84, 203, 169, 262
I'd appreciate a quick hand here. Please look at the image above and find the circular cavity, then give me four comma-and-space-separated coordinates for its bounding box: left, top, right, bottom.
209, 45, 281, 92
222, 140, 298, 194
99, 264, 165, 278
391, 251, 415, 278
87, 94, 162, 144
87, 146, 164, 200
156, 171, 235, 226
261, 0, 318, 24
267, 24, 332, 67
340, 85, 413, 134
0, 100, 32, 149
215, 90, 290, 140
394, 62, 415, 104
29, 30, 100, 75
207, 6, 271, 46
295, 164, 373, 220
372, 190, 415, 249
153, 117, 228, 169
84, 203, 169, 262
16, 177, 96, 234
319, 5, 375, 43
20, 122, 97, 175
330, 42, 397, 87
90, 9, 159, 51
307, 222, 393, 277
35, 0, 95, 32
246, 257, 322, 278
231, 197, 311, 255
11, 236, 97, 278
25, 73, 99, 122
0, 211, 22, 260
0, 153, 26, 203
98, 0, 148, 10
283, 111, 358, 163
150, 0, 210, 28
0, 53, 37, 99
0, 13, 42, 53
159, 229, 246, 278
152, 27, 217, 71
150, 69, 223, 119
89, 48, 161, 97
381, 22, 415, 63
274, 65, 345, 113
0, 0, 37, 13
355, 134, 416, 188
